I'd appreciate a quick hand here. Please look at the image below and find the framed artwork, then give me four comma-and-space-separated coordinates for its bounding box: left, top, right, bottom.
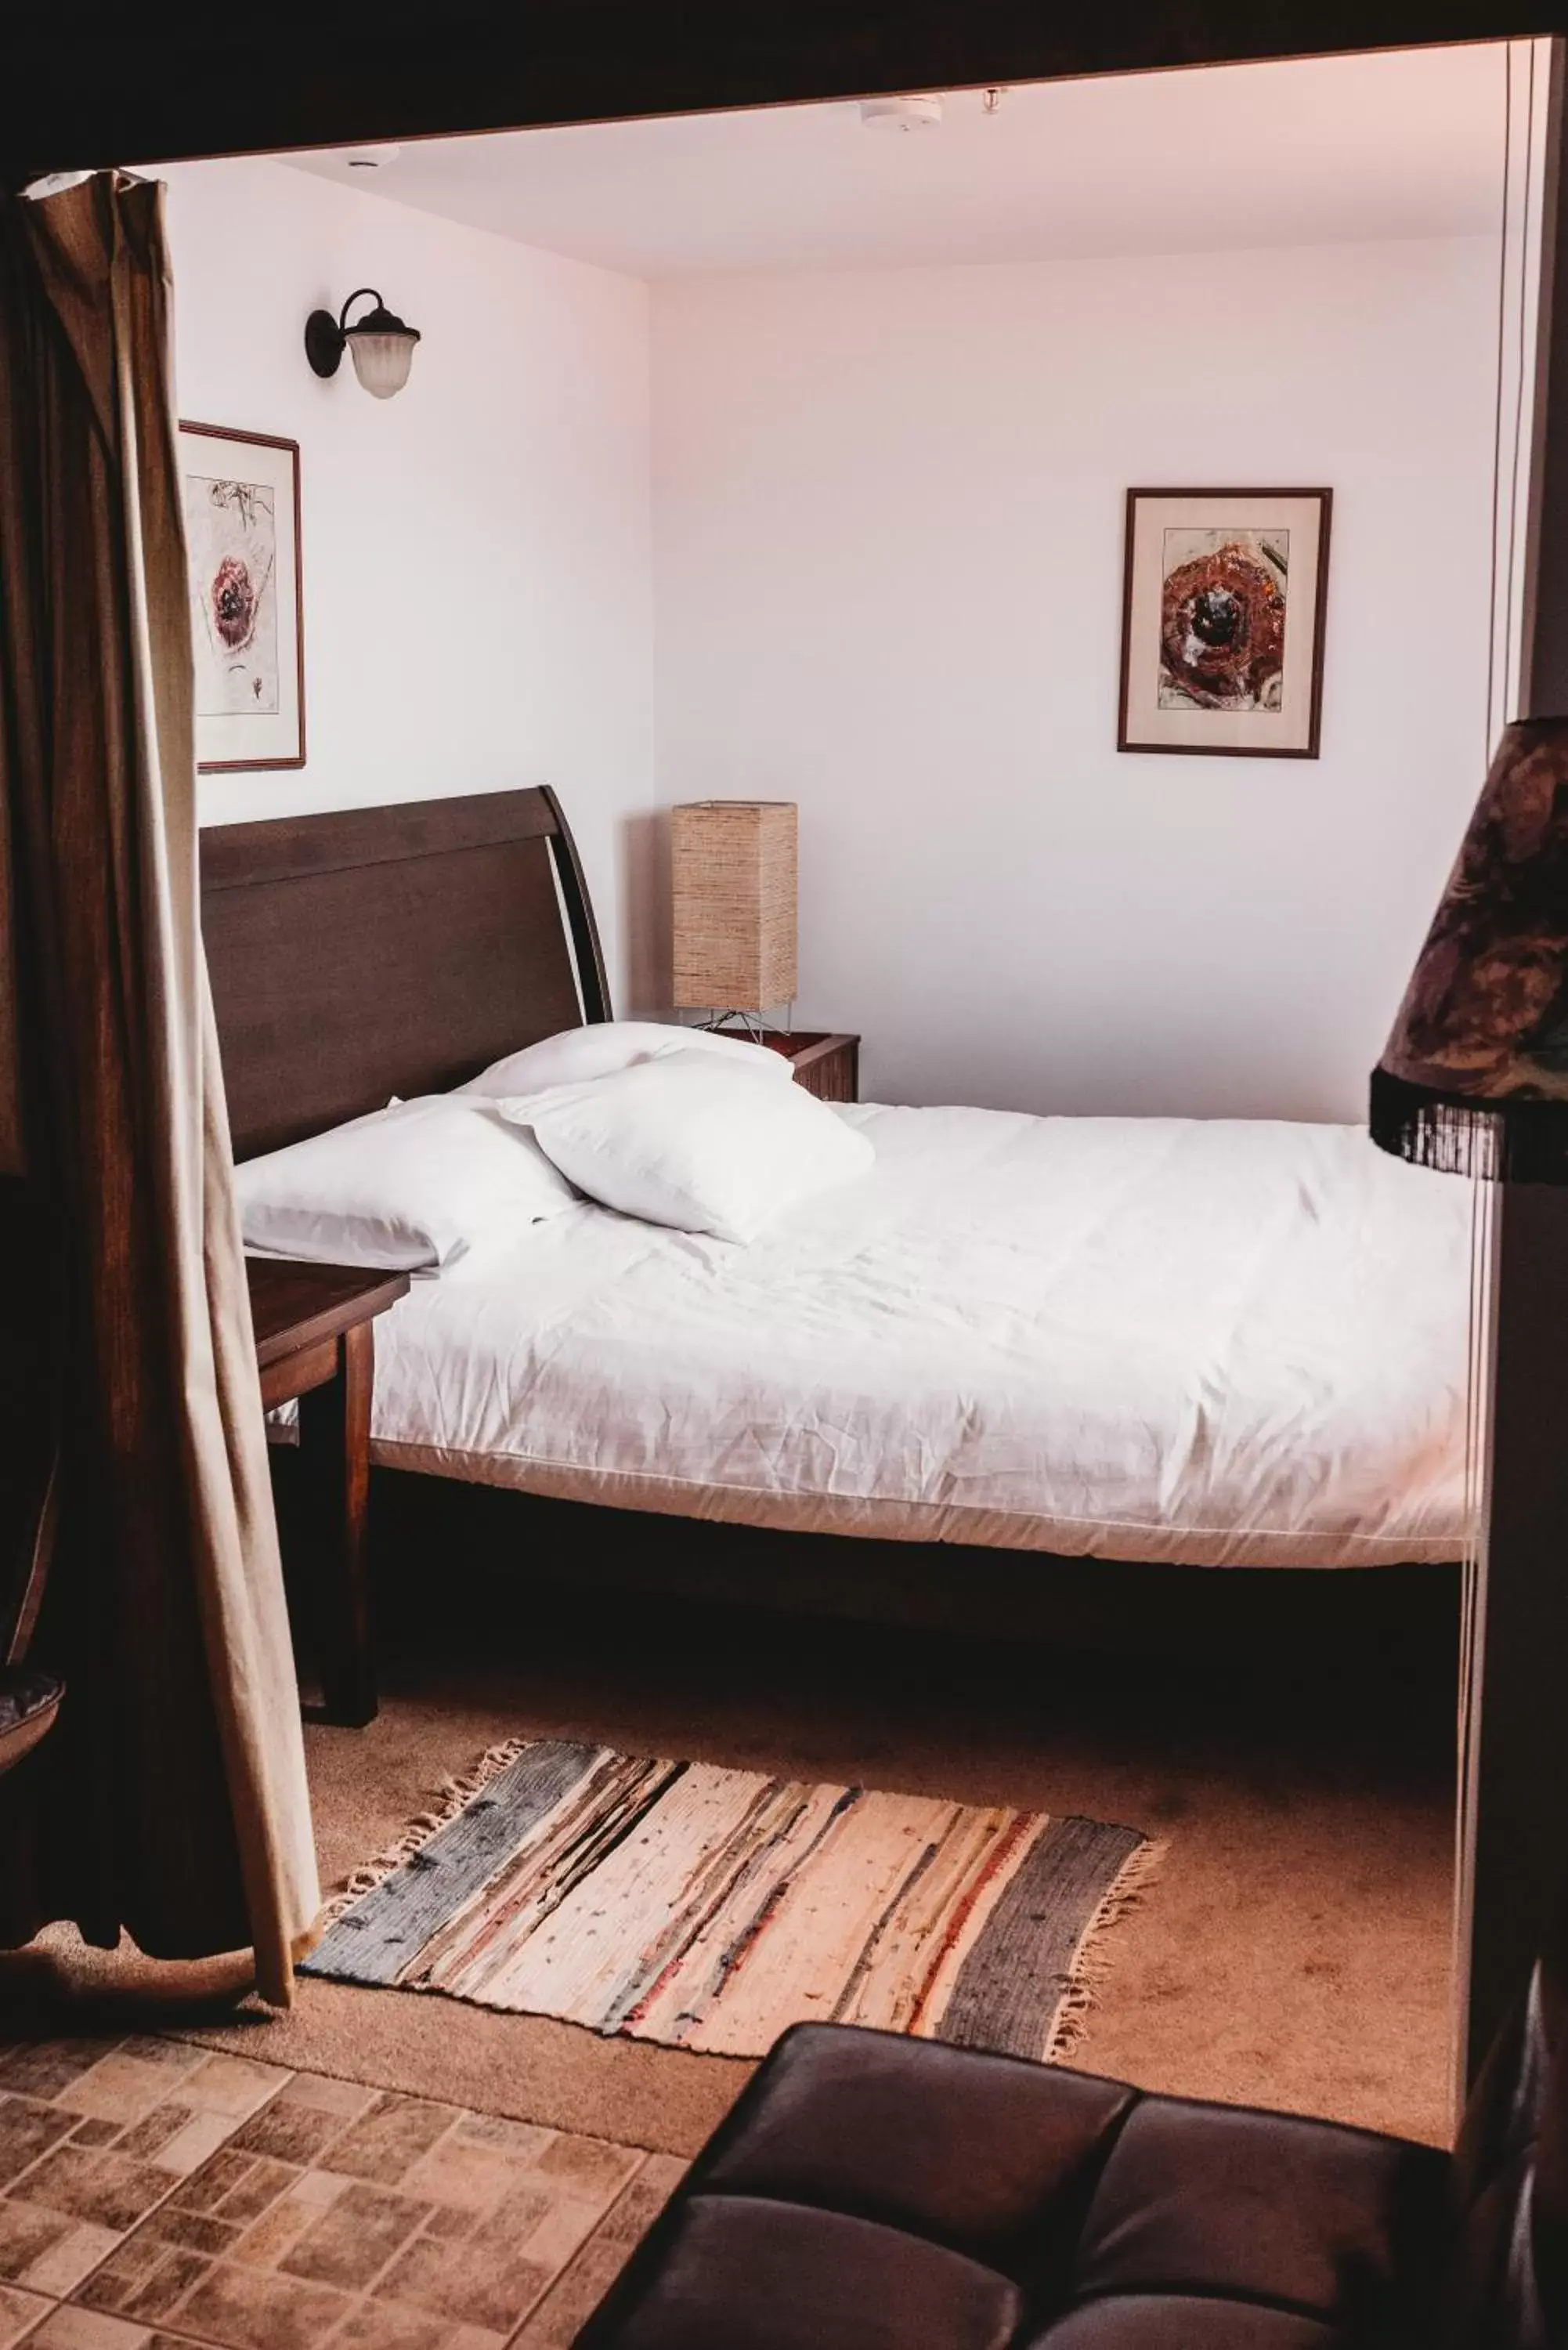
1118, 488, 1331, 758
179, 421, 305, 772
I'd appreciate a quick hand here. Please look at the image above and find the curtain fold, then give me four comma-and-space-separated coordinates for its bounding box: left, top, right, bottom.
0, 172, 318, 2005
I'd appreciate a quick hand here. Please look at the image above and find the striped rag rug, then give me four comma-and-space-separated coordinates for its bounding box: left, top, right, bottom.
304, 1740, 1157, 2062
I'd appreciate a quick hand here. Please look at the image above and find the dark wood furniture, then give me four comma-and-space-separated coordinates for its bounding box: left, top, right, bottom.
248, 1258, 410, 1727
753, 1031, 859, 1102
202, 792, 1459, 1682
1449, 42, 1568, 2086
201, 787, 608, 1729
203, 786, 609, 1159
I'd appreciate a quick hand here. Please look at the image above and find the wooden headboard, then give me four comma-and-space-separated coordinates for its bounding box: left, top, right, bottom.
201, 787, 610, 1160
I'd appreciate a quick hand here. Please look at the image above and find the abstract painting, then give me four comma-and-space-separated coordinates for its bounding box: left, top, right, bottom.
179, 423, 304, 770
1118, 489, 1331, 757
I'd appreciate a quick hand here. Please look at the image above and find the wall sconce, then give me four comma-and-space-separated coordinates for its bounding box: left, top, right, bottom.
304, 287, 421, 400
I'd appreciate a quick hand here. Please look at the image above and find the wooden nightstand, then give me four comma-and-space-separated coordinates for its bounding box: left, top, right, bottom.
750, 1032, 860, 1101
247, 1258, 410, 1728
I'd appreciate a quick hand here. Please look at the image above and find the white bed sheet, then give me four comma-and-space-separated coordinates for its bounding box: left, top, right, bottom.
369, 1105, 1476, 1568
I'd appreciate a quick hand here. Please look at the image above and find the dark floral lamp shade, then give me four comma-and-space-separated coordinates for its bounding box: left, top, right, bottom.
1371, 718, 1568, 1183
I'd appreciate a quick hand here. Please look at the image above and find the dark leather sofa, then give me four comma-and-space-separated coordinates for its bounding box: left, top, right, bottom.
576, 1922, 1567, 2348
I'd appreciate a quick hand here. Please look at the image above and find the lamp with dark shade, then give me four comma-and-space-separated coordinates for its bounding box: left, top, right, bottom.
1371, 717, 1568, 1184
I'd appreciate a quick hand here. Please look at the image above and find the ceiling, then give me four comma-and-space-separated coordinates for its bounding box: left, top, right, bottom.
284, 44, 1508, 281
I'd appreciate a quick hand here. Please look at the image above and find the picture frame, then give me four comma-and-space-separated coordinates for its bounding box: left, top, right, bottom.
1117, 487, 1331, 759
179, 421, 305, 772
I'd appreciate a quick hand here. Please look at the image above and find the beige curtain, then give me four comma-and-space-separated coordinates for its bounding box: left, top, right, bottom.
0, 172, 318, 2004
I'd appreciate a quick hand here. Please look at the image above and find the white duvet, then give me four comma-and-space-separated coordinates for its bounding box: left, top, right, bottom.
369, 1105, 1476, 1568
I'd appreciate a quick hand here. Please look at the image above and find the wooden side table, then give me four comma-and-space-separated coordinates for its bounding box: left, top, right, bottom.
247, 1258, 410, 1727
750, 1032, 860, 1102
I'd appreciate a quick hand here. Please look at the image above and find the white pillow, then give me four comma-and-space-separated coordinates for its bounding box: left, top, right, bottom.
237, 1095, 578, 1272
458, 1019, 793, 1099
500, 1050, 873, 1244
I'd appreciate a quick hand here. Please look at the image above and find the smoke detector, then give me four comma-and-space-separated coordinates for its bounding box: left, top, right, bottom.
343, 143, 403, 170
859, 94, 944, 132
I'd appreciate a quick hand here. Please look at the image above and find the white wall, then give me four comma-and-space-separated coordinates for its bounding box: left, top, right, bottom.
162, 157, 659, 1014
652, 239, 1497, 1119
163, 179, 1498, 1117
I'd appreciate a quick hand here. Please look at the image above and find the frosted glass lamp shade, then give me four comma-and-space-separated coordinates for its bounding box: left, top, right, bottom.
672, 801, 797, 1011
346, 328, 419, 399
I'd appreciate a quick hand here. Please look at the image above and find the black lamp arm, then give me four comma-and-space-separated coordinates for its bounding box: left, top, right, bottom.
338, 287, 385, 332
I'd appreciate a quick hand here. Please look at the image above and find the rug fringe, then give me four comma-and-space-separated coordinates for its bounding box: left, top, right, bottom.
1044, 1836, 1166, 2063
317, 1737, 531, 1925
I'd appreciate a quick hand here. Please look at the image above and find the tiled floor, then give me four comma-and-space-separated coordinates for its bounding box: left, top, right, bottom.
0, 2038, 681, 2350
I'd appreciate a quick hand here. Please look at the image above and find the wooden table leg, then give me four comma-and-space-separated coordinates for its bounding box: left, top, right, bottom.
296, 1321, 378, 1726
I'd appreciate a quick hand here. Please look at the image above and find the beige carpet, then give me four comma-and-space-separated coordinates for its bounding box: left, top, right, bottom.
3, 1527, 1458, 2157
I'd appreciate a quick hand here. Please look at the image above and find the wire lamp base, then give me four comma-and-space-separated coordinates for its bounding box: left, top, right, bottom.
696, 1010, 793, 1041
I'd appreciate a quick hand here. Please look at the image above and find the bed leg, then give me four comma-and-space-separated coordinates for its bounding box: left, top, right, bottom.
296, 1320, 378, 1727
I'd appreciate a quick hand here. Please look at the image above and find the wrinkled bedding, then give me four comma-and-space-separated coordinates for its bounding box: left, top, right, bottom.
369, 1106, 1474, 1568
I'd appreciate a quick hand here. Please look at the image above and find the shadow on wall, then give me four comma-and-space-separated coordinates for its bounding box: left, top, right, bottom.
620, 808, 671, 1018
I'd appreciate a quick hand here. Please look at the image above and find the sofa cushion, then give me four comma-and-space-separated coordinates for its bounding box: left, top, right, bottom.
699, 2023, 1133, 2283
1027, 2298, 1341, 2347
574, 2025, 1451, 2350
1069, 2094, 1448, 2337
592, 2194, 1021, 2350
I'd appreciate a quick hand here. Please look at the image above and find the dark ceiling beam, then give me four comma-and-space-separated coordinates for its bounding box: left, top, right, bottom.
3, 2, 1564, 185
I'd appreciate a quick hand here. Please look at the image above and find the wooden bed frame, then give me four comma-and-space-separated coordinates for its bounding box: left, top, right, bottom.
201, 788, 1460, 1676
203, 787, 609, 1161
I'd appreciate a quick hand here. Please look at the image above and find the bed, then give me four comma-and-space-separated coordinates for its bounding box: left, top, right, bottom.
370, 1107, 1469, 1570
202, 788, 1472, 1615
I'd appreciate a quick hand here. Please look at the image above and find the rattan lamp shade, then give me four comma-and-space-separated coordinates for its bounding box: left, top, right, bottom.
671, 801, 797, 1012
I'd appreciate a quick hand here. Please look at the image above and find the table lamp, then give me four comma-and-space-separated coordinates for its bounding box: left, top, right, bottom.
670, 800, 797, 1036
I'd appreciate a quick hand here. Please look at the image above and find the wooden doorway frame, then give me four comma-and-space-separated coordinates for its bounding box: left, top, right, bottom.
1461, 33, 1568, 2089
6, 3, 1568, 2099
